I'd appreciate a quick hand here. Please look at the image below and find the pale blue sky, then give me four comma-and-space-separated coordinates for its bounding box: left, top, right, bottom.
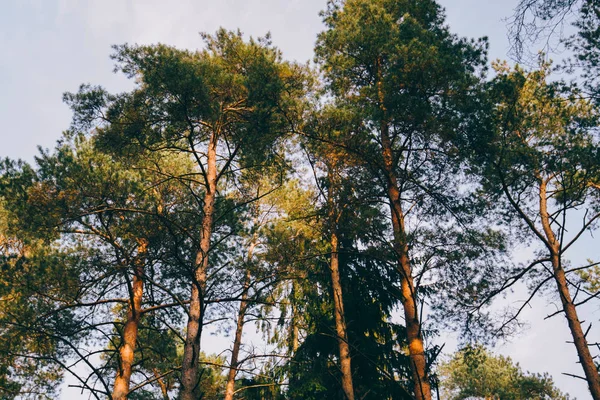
0, 1, 596, 399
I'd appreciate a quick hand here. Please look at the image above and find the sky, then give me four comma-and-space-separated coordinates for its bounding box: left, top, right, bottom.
0, 1, 597, 399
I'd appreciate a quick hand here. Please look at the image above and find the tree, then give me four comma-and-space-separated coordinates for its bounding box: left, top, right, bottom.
65, 29, 308, 400
222, 203, 260, 400
222, 176, 289, 400
0, 191, 69, 399
314, 1, 488, 398
510, 0, 600, 103
439, 345, 569, 400
2, 126, 236, 399
258, 105, 414, 399
303, 106, 363, 400
4, 4, 597, 399
475, 61, 600, 398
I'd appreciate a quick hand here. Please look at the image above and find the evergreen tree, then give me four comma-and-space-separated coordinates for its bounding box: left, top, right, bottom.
314, 1, 489, 397
473, 61, 600, 398
439, 345, 569, 400
64, 30, 308, 399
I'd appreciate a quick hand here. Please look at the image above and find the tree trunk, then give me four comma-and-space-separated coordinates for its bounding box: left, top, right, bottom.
223, 277, 249, 400
224, 238, 256, 400
180, 131, 219, 400
538, 180, 600, 400
324, 168, 355, 400
375, 58, 432, 400
290, 281, 300, 354
153, 368, 170, 400
112, 239, 148, 400
329, 230, 355, 400
377, 62, 432, 399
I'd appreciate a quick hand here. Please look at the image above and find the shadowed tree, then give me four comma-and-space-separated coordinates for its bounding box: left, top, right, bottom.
303, 106, 363, 400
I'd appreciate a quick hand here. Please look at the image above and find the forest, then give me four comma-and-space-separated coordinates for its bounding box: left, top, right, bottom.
1, 0, 600, 399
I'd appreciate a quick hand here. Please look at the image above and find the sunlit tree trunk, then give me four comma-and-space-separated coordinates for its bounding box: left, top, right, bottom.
381, 143, 432, 400
290, 281, 300, 354
153, 368, 170, 400
377, 63, 432, 400
538, 179, 600, 400
112, 239, 148, 400
181, 130, 218, 400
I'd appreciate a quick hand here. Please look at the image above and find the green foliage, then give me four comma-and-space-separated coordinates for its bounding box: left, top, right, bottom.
3, 3, 599, 399
287, 252, 415, 400
1, 131, 206, 398
450, 60, 600, 340
316, 0, 488, 142
314, 0, 510, 348
0, 202, 78, 399
196, 353, 227, 400
266, 116, 416, 398
577, 260, 600, 292
66, 29, 308, 170
439, 345, 569, 400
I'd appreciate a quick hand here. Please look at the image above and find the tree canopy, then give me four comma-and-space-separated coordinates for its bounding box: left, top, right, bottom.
439, 345, 569, 400
1, 1, 600, 399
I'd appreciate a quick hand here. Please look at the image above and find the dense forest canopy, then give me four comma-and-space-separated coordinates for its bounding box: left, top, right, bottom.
1, 0, 600, 399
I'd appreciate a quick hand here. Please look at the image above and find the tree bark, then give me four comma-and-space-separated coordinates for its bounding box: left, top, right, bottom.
286, 280, 301, 390
153, 368, 170, 400
329, 230, 355, 400
381, 140, 432, 400
112, 239, 148, 400
325, 170, 355, 400
224, 239, 256, 400
376, 58, 432, 400
539, 180, 600, 400
290, 281, 300, 354
180, 130, 219, 400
